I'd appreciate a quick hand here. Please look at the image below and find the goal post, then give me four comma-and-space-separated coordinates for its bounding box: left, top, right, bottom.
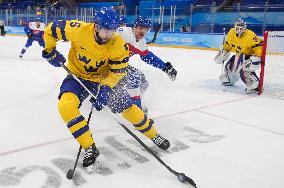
259, 31, 268, 95
259, 31, 284, 99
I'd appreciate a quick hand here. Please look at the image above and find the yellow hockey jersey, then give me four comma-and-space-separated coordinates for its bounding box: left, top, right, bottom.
44, 20, 130, 88
223, 28, 263, 57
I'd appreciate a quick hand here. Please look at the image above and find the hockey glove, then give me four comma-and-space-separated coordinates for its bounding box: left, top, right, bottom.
27, 33, 33, 38
163, 62, 177, 81
42, 48, 66, 67
215, 48, 230, 64
92, 85, 113, 111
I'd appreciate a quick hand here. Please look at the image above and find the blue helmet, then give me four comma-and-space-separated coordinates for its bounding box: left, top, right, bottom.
134, 16, 151, 28
94, 7, 119, 30
35, 17, 41, 22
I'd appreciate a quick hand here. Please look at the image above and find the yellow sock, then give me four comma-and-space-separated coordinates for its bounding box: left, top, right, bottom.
58, 92, 94, 149
122, 105, 157, 139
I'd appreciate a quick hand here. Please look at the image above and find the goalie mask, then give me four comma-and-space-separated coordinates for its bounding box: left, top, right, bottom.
234, 19, 246, 37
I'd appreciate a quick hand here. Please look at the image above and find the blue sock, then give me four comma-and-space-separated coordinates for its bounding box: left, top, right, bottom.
131, 96, 142, 109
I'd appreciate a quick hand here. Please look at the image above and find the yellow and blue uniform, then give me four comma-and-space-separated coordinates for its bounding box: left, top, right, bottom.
224, 28, 263, 56
44, 20, 158, 149
222, 28, 263, 88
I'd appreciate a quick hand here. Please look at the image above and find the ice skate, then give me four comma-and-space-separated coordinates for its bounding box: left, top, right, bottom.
152, 134, 170, 150
83, 144, 100, 173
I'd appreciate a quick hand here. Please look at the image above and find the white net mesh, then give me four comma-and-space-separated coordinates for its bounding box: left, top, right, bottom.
262, 31, 284, 99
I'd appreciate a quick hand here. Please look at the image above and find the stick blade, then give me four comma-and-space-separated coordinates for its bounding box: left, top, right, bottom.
66, 169, 74, 180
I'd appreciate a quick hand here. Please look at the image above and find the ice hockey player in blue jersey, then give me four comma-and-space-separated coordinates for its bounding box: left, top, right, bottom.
19, 18, 45, 58
117, 16, 177, 111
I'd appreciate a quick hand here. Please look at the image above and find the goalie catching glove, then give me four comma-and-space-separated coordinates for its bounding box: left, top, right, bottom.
214, 48, 231, 64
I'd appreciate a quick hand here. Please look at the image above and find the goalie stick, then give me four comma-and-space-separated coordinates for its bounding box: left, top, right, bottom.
220, 28, 227, 91
61, 64, 197, 187
146, 24, 162, 44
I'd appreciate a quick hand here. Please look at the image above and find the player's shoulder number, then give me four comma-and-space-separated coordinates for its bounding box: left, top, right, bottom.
252, 36, 258, 43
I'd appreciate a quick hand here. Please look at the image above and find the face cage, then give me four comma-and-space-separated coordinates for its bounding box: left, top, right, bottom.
235, 25, 246, 36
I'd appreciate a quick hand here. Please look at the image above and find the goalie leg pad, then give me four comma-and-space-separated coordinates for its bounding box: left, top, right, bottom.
242, 55, 261, 72
240, 70, 259, 90
220, 56, 240, 86
219, 71, 239, 86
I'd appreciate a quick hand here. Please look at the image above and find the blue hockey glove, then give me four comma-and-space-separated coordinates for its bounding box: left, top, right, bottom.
27, 33, 33, 38
163, 62, 177, 81
42, 48, 66, 67
92, 85, 113, 111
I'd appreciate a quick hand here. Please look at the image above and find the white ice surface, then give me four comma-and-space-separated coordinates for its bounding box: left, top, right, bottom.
0, 36, 284, 188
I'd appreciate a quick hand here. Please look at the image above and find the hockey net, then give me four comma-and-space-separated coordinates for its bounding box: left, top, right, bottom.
259, 31, 284, 99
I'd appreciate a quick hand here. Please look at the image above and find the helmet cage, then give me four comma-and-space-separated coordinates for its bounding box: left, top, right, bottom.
234, 19, 247, 36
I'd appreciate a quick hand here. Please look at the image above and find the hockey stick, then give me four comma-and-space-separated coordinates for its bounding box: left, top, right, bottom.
66, 106, 94, 180
146, 24, 162, 44
46, 1, 60, 9
220, 28, 226, 91
118, 122, 197, 187
60, 64, 197, 187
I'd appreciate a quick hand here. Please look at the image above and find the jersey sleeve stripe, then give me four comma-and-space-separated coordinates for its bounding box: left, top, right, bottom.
58, 21, 67, 41
51, 21, 58, 39
108, 57, 129, 65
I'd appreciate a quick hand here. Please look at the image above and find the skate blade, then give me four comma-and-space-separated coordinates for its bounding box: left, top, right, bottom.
85, 156, 101, 174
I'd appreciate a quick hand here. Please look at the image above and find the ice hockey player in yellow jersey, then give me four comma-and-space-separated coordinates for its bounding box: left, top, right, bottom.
42, 7, 170, 172
214, 19, 263, 93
